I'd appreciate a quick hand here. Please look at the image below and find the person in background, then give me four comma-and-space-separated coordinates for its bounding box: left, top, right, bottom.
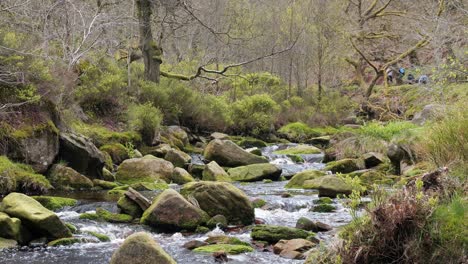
418, 75, 428, 84
407, 73, 415, 84
386, 68, 394, 83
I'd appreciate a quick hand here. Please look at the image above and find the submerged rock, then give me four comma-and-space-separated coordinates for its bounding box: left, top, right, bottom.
48, 164, 94, 190
110, 232, 176, 264
180, 181, 255, 225
141, 189, 209, 231
202, 161, 231, 182
251, 225, 312, 243
0, 193, 71, 240
115, 156, 174, 184
228, 163, 282, 182
285, 170, 326, 188
203, 139, 268, 167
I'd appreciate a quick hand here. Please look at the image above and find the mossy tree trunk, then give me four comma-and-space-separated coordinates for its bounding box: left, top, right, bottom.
136, 0, 162, 83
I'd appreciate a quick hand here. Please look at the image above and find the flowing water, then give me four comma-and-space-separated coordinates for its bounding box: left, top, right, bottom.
0, 144, 355, 264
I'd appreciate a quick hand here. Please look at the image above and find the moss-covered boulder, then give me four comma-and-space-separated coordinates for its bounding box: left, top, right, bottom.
228, 164, 282, 182
0, 156, 52, 195
159, 126, 189, 150
206, 215, 228, 229
285, 170, 326, 188
251, 225, 312, 243
0, 212, 31, 244
202, 161, 231, 182
47, 237, 84, 247
273, 145, 321, 155
102, 168, 115, 182
96, 208, 132, 223
252, 198, 267, 208
324, 158, 361, 174
58, 133, 106, 179
203, 139, 268, 167
115, 156, 174, 184
117, 196, 143, 218
164, 149, 191, 168
180, 181, 255, 225
0, 237, 18, 249
130, 181, 168, 191
0, 193, 71, 239
312, 204, 336, 212
277, 122, 321, 142
303, 175, 353, 198
92, 179, 119, 189
193, 244, 253, 254
171, 167, 194, 184
237, 138, 268, 148
99, 143, 129, 165
86, 231, 110, 242
306, 136, 331, 148
48, 164, 94, 190
141, 189, 208, 231
31, 196, 77, 211
109, 232, 176, 264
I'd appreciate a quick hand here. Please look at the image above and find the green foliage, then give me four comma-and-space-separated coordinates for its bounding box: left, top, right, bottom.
127, 103, 163, 145
0, 156, 51, 195
356, 121, 418, 141
72, 122, 141, 147
231, 94, 280, 135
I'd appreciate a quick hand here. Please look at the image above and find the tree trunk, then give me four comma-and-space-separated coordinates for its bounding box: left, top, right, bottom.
137, 0, 162, 83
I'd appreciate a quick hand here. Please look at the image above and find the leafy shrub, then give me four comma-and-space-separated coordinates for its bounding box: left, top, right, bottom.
356, 121, 418, 141
127, 103, 163, 145
231, 94, 280, 135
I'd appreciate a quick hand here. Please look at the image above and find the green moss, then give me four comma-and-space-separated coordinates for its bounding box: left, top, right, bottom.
130, 182, 169, 191
47, 237, 83, 247
79, 213, 100, 220
285, 170, 326, 188
274, 145, 321, 155
252, 198, 267, 208
314, 197, 333, 205
31, 196, 77, 211
205, 236, 251, 246
10, 120, 58, 140
195, 226, 210, 234
65, 223, 78, 234
72, 122, 141, 147
324, 158, 361, 174
107, 189, 126, 196
92, 179, 119, 189
287, 154, 304, 163
312, 204, 336, 213
193, 244, 254, 254
117, 196, 143, 218
96, 207, 133, 223
0, 156, 52, 195
251, 225, 312, 243
86, 231, 110, 242
234, 137, 268, 148
100, 143, 129, 164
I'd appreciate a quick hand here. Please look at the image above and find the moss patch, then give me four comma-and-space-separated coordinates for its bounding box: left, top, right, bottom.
48, 237, 83, 247
86, 231, 110, 242
274, 145, 321, 155
96, 207, 133, 223
72, 122, 141, 147
285, 170, 326, 188
32, 196, 77, 211
312, 204, 336, 213
193, 244, 253, 254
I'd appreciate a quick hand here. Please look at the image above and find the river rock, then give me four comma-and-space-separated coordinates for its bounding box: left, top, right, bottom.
171, 167, 195, 184
203, 139, 268, 167
0, 237, 17, 249
141, 189, 209, 231
412, 104, 444, 125
158, 126, 189, 150
303, 175, 353, 198
228, 164, 282, 182
324, 158, 361, 174
251, 225, 311, 243
164, 149, 191, 168
99, 143, 129, 165
295, 217, 332, 232
109, 232, 176, 264
0, 193, 71, 240
183, 240, 208, 250
115, 155, 174, 184
180, 181, 255, 225
362, 152, 385, 168
285, 170, 326, 188
273, 239, 316, 259
210, 132, 230, 140
206, 215, 228, 229
59, 133, 106, 179
48, 164, 94, 190
0, 212, 30, 244
202, 161, 231, 182
117, 196, 143, 218
306, 136, 331, 148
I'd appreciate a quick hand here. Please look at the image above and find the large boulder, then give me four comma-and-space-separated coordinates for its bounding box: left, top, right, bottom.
141, 189, 209, 231
273, 239, 316, 259
0, 212, 31, 244
202, 161, 231, 182
157, 126, 189, 150
171, 168, 195, 184
303, 175, 353, 198
110, 232, 176, 264
0, 193, 71, 239
0, 237, 17, 249
324, 158, 361, 174
48, 164, 94, 190
362, 152, 385, 168
412, 104, 444, 125
295, 217, 332, 232
59, 133, 106, 179
164, 149, 191, 167
285, 170, 326, 188
203, 139, 268, 167
99, 143, 129, 165
251, 225, 311, 243
228, 164, 282, 182
115, 156, 174, 184
180, 181, 255, 225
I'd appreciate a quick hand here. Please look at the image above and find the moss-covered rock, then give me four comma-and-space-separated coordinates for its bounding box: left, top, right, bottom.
273, 239, 316, 259
252, 198, 267, 208
205, 235, 251, 246
287, 154, 304, 163
141, 189, 209, 231
0, 193, 71, 239
0, 156, 52, 195
203, 139, 268, 167
31, 196, 77, 211
164, 149, 191, 168
312, 204, 336, 213
362, 152, 385, 168
228, 164, 282, 182
195, 226, 210, 233
109, 232, 176, 264
96, 208, 132, 223
102, 167, 115, 182
92, 179, 118, 189
72, 122, 141, 147
237, 138, 268, 148
285, 170, 326, 188
202, 161, 231, 182
206, 215, 228, 229
79, 213, 100, 220
86, 231, 110, 242
65, 223, 77, 234
47, 237, 83, 247
180, 181, 255, 225
115, 156, 174, 184
100, 143, 129, 165
117, 196, 143, 218
314, 197, 333, 205
159, 126, 189, 150
0, 237, 18, 249
193, 244, 253, 254
188, 164, 205, 178
0, 212, 31, 244
274, 145, 321, 155
171, 167, 194, 184
306, 136, 331, 148
277, 122, 321, 142
251, 225, 312, 243
303, 175, 353, 198
324, 158, 362, 174
48, 164, 94, 190
130, 181, 168, 191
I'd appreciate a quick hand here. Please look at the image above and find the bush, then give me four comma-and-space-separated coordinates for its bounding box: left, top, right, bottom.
127, 103, 163, 145
231, 94, 280, 135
